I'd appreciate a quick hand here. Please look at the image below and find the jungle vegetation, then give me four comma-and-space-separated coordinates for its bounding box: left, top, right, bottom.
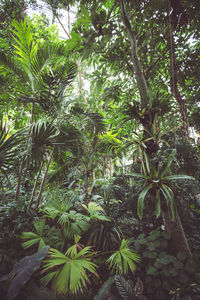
0, 0, 200, 299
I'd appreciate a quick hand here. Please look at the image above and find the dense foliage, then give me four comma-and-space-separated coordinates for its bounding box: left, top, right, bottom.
0, 0, 200, 299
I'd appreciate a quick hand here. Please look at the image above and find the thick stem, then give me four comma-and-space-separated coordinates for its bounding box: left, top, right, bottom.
162, 209, 192, 257
35, 150, 53, 209
120, 0, 149, 108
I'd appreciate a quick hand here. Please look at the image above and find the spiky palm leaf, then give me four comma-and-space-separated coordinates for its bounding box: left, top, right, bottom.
24, 121, 57, 168
21, 219, 46, 250
82, 202, 110, 221
1, 20, 77, 112
0, 122, 23, 172
41, 247, 97, 294
107, 239, 140, 275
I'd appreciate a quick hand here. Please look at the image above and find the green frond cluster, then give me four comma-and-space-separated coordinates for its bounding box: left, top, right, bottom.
107, 239, 140, 275
41, 247, 97, 294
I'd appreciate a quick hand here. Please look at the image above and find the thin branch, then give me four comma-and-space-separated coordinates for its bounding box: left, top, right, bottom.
55, 13, 71, 39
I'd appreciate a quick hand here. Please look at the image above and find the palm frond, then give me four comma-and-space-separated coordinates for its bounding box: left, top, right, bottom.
107, 239, 140, 275
0, 122, 24, 171
42, 246, 97, 294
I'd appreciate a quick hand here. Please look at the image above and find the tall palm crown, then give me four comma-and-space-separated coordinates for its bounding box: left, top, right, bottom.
0, 19, 77, 118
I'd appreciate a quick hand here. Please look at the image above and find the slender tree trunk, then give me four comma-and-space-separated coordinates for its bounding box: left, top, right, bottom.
162, 209, 192, 257
120, 0, 148, 109
168, 5, 189, 140
35, 150, 54, 209
15, 124, 32, 201
83, 163, 89, 205
28, 159, 45, 209
55, 12, 70, 39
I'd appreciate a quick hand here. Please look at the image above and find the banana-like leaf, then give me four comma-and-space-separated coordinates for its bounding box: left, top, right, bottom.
137, 184, 153, 219
0, 246, 49, 300
126, 172, 149, 179
94, 277, 115, 300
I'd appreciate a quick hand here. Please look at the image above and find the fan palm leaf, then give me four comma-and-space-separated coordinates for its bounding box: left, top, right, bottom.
21, 219, 46, 250
41, 247, 97, 294
107, 239, 140, 275
0, 121, 23, 172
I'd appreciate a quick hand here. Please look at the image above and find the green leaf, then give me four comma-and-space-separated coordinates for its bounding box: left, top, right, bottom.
155, 189, 161, 217
164, 175, 195, 181
94, 277, 115, 300
115, 275, 134, 300
107, 239, 140, 275
159, 149, 176, 177
137, 184, 153, 219
126, 172, 149, 179
42, 246, 96, 294
161, 184, 176, 220
0, 246, 49, 300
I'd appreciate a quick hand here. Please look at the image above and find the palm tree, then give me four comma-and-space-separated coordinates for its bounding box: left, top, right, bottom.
0, 19, 77, 201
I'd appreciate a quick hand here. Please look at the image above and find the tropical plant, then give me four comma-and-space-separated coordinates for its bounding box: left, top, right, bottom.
107, 239, 140, 275
21, 218, 46, 250
41, 246, 97, 295
0, 121, 23, 175
128, 149, 194, 220
0, 246, 49, 300
82, 201, 110, 221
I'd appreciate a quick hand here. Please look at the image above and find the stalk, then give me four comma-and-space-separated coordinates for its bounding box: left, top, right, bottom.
35, 150, 54, 209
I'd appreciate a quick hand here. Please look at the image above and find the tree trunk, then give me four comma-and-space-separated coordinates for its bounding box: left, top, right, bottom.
120, 0, 149, 109
15, 124, 33, 201
35, 150, 53, 209
28, 159, 45, 209
168, 6, 190, 140
120, 0, 192, 259
162, 209, 192, 257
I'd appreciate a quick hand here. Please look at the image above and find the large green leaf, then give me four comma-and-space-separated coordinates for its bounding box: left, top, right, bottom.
137, 184, 153, 219
0, 246, 49, 300
42, 246, 97, 294
164, 175, 195, 181
161, 184, 176, 220
21, 219, 46, 250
